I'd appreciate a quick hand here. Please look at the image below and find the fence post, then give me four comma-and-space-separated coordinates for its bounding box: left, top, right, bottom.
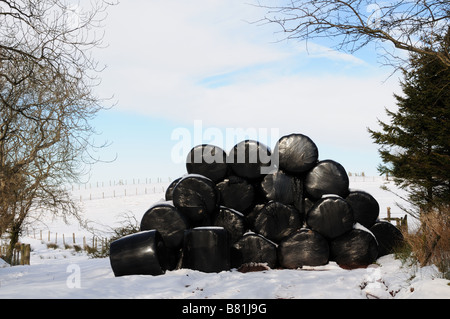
401, 215, 408, 233
23, 244, 30, 265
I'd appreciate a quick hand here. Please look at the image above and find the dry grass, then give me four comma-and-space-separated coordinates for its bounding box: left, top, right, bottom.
401, 205, 450, 279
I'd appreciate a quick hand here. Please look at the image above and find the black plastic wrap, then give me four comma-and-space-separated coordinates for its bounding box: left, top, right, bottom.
260, 170, 304, 212
304, 197, 315, 215
186, 144, 228, 183
172, 174, 219, 222
245, 203, 265, 230
306, 196, 354, 239
109, 230, 168, 277
278, 228, 329, 268
216, 176, 255, 213
253, 201, 303, 243
213, 206, 246, 245
370, 221, 404, 257
140, 201, 189, 249
305, 160, 350, 200
274, 133, 319, 174
227, 140, 272, 180
182, 227, 230, 273
165, 177, 181, 201
345, 190, 380, 229
230, 232, 278, 269
330, 228, 379, 269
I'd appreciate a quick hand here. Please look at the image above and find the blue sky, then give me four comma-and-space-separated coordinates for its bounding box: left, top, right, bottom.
86, 0, 402, 183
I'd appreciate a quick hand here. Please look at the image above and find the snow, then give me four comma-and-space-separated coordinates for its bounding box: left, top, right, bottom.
0, 176, 449, 299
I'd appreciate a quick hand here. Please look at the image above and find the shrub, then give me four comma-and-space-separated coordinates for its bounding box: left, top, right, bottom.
401, 205, 450, 279
89, 212, 140, 258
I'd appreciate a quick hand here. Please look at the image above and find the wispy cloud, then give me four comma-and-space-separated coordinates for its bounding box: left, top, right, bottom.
92, 0, 401, 177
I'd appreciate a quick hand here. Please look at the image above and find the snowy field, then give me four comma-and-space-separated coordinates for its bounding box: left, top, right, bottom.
0, 176, 449, 300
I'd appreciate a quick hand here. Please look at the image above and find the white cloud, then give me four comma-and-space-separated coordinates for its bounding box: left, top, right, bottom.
93, 0, 401, 173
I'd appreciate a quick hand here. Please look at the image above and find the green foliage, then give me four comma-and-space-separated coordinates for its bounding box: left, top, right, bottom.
368, 34, 450, 211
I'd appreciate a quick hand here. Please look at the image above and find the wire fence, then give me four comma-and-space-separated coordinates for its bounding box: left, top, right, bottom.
69, 178, 173, 201
68, 175, 389, 202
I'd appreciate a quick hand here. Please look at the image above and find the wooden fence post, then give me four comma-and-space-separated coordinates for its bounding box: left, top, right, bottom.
19, 244, 30, 265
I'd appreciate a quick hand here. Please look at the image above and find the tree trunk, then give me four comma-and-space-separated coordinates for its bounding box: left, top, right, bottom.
5, 224, 20, 264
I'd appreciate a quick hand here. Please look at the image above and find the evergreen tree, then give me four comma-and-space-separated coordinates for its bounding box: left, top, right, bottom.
369, 36, 450, 213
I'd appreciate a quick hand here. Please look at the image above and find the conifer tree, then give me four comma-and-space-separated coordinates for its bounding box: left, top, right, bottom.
369, 34, 450, 214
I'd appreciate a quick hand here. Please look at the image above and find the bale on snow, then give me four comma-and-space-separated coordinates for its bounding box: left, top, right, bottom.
370, 221, 404, 257
306, 196, 354, 239
182, 227, 230, 273
330, 227, 378, 269
227, 140, 272, 180
274, 133, 319, 174
186, 144, 228, 183
305, 160, 350, 200
278, 228, 329, 269
230, 232, 278, 269
253, 201, 303, 243
345, 190, 379, 229
212, 206, 246, 245
109, 230, 168, 277
140, 201, 189, 249
260, 170, 304, 212
216, 176, 255, 213
172, 174, 219, 223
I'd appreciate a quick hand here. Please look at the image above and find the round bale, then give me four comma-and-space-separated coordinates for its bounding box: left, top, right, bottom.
109, 230, 168, 277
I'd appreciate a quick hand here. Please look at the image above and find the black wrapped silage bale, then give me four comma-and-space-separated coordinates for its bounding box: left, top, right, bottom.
330, 226, 379, 269
306, 196, 354, 239
140, 201, 189, 249
345, 190, 380, 229
227, 140, 272, 180
305, 160, 350, 200
278, 228, 329, 269
182, 227, 230, 273
260, 170, 304, 212
370, 221, 404, 257
230, 232, 278, 269
304, 197, 315, 215
186, 144, 228, 183
165, 177, 181, 201
216, 176, 255, 213
253, 201, 303, 243
109, 230, 168, 277
172, 174, 219, 223
212, 206, 246, 245
245, 203, 265, 230
274, 133, 319, 174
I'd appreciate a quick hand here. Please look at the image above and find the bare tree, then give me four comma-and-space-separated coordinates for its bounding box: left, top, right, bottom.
256, 0, 450, 68
0, 0, 114, 263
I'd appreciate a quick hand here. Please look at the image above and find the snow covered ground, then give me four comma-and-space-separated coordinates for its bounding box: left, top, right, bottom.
0, 176, 449, 299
